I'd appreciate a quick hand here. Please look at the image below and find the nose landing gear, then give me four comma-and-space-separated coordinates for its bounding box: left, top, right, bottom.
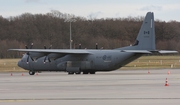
29, 71, 35, 75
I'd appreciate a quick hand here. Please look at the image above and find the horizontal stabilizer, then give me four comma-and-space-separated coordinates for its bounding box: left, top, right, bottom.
121, 50, 152, 54
152, 50, 178, 54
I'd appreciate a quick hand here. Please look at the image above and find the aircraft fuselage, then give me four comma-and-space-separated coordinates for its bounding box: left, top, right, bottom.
18, 50, 142, 73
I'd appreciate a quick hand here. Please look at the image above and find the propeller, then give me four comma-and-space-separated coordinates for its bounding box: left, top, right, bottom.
44, 45, 52, 49
25, 43, 34, 64
44, 45, 46, 49
43, 45, 52, 64
44, 56, 51, 64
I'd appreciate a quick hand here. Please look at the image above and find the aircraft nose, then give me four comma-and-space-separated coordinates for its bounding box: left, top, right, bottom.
18, 61, 21, 67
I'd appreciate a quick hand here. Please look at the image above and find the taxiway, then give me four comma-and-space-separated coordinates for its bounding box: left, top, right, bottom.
0, 69, 180, 105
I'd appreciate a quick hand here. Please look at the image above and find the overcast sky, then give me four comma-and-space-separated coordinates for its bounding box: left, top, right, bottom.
0, 0, 180, 21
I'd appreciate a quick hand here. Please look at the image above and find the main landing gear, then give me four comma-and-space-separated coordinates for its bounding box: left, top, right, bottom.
68, 71, 81, 75
68, 71, 96, 75
83, 71, 96, 74
28, 71, 96, 75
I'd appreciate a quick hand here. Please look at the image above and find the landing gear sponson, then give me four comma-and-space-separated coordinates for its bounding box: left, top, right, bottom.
28, 70, 96, 75
68, 71, 96, 75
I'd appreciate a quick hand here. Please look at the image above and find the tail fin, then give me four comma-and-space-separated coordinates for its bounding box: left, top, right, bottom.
117, 12, 156, 51
116, 12, 178, 54
135, 12, 155, 50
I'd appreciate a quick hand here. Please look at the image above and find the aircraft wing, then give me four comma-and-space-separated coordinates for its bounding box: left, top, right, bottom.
8, 49, 91, 54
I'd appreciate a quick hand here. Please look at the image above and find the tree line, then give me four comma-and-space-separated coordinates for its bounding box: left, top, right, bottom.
0, 10, 180, 58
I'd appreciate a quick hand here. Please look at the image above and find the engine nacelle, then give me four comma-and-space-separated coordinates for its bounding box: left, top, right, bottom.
29, 52, 45, 60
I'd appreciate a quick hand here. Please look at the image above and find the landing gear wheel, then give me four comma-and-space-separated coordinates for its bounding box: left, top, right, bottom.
68, 72, 74, 75
90, 71, 96, 74
29, 71, 35, 75
83, 71, 89, 74
75, 72, 81, 74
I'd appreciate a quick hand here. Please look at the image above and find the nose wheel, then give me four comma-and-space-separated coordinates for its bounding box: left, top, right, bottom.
29, 71, 35, 75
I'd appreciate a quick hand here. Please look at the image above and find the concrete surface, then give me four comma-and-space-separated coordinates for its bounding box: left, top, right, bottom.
0, 69, 180, 105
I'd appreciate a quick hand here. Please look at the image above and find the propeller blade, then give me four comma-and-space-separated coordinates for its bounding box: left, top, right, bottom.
25, 45, 28, 49
30, 56, 34, 61
30, 43, 33, 49
25, 43, 34, 64
79, 44, 81, 49
49, 45, 52, 49
27, 55, 29, 64
96, 43, 98, 49
43, 56, 51, 63
26, 56, 34, 64
48, 57, 51, 62
44, 45, 47, 49
44, 56, 47, 64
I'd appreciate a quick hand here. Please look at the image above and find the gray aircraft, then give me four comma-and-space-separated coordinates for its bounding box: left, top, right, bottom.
9, 12, 177, 75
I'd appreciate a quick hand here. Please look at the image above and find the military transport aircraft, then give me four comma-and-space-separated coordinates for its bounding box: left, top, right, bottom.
9, 12, 177, 75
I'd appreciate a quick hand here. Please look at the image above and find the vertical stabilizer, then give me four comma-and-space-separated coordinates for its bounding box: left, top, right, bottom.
135, 12, 156, 50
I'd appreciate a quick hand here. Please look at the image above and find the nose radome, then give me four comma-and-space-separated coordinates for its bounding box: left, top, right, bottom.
18, 61, 21, 67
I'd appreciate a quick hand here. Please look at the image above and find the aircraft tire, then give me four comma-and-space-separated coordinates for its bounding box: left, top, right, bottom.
75, 72, 81, 74
68, 72, 74, 75
29, 71, 35, 75
83, 71, 89, 74
90, 71, 96, 74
